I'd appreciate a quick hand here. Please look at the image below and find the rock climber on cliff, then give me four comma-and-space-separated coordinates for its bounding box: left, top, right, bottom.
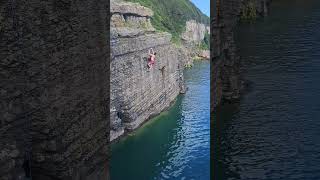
148, 48, 156, 69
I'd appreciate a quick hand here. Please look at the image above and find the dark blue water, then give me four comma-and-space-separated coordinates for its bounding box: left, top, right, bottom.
111, 61, 210, 180
214, 1, 320, 179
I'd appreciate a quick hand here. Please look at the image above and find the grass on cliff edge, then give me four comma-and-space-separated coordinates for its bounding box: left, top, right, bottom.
125, 0, 210, 47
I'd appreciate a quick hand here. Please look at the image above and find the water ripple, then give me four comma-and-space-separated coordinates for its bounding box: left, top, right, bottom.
111, 61, 210, 180
157, 61, 210, 179
214, 1, 320, 179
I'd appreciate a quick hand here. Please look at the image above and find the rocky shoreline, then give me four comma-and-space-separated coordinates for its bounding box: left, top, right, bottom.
110, 96, 179, 145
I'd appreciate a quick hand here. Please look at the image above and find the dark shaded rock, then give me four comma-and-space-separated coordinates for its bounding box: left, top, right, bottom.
1, 0, 110, 179
211, 0, 271, 111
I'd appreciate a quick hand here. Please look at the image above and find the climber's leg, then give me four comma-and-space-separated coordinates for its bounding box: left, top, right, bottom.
148, 61, 152, 68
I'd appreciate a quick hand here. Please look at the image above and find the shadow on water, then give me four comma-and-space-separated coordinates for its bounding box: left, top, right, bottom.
213, 103, 241, 179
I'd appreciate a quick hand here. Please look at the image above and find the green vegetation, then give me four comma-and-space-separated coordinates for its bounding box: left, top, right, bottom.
192, 56, 203, 61
125, 0, 209, 47
240, 1, 257, 21
185, 63, 193, 68
199, 31, 210, 50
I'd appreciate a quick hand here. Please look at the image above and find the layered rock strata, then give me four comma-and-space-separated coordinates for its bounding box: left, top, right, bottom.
212, 0, 271, 109
110, 1, 188, 141
1, 0, 109, 179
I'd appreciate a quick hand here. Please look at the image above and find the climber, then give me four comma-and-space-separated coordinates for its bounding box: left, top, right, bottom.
147, 48, 156, 68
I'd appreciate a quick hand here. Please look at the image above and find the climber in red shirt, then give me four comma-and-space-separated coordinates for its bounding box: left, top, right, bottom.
148, 48, 156, 69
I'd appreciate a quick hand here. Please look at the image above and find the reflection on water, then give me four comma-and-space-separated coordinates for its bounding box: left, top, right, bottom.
214, 0, 320, 179
111, 61, 210, 180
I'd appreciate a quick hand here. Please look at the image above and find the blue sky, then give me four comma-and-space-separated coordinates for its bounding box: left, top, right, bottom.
191, 0, 210, 17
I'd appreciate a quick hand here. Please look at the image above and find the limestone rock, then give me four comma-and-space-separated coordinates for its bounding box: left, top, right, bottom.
206, 26, 210, 34
112, 32, 172, 56
110, 40, 186, 139
110, 0, 187, 141
111, 2, 155, 38
181, 20, 209, 43
111, 1, 154, 17
199, 50, 210, 59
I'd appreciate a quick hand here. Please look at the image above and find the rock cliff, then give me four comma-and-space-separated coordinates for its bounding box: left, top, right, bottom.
110, 1, 188, 141
212, 0, 271, 109
181, 20, 210, 61
182, 20, 210, 43
1, 0, 109, 179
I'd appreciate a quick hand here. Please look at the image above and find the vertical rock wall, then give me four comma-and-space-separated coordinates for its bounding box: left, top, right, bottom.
212, 0, 270, 110
181, 20, 210, 43
1, 0, 109, 179
110, 1, 188, 141
181, 20, 210, 62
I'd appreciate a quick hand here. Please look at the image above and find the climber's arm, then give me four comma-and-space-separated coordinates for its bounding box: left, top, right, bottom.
149, 48, 154, 55
148, 48, 152, 56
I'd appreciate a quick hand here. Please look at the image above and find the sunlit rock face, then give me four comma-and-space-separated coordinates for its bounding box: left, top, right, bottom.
212, 0, 271, 110
180, 20, 210, 62
181, 20, 209, 43
110, 1, 188, 141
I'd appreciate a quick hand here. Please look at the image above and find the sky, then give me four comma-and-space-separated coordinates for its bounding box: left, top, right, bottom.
191, 0, 210, 17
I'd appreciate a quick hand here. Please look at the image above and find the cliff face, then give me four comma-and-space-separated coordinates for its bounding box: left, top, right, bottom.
212, 0, 271, 109
181, 20, 210, 61
1, 1, 109, 179
110, 1, 188, 141
182, 20, 210, 43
